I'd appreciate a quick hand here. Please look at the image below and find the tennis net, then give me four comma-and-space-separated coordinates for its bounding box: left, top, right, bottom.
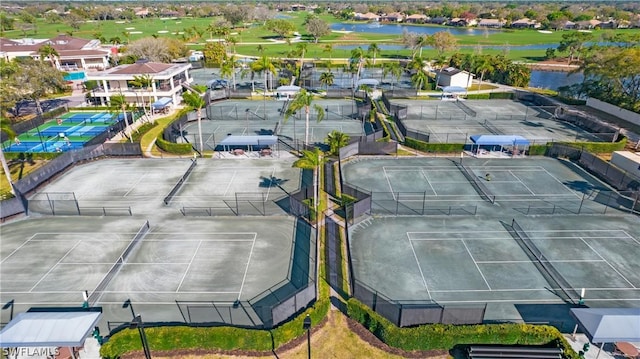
510, 219, 578, 303
456, 162, 495, 204
482, 120, 503, 135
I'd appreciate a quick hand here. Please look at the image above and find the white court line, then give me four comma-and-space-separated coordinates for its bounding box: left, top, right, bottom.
140, 239, 255, 243
579, 237, 636, 288
29, 240, 82, 292
407, 234, 431, 300
237, 235, 257, 301
264, 167, 276, 201
461, 239, 491, 290
0, 233, 39, 264
123, 171, 148, 197
176, 240, 203, 292
509, 170, 535, 195
621, 230, 640, 246
476, 259, 605, 264
223, 170, 238, 196
382, 167, 396, 200
419, 169, 438, 196
539, 167, 583, 199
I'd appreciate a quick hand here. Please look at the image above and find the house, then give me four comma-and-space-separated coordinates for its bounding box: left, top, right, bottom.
354, 12, 380, 21
382, 12, 404, 22
448, 18, 473, 27
478, 19, 506, 28
405, 14, 428, 23
85, 59, 193, 109
436, 67, 475, 89
290, 4, 306, 11
0, 35, 111, 71
576, 19, 601, 29
510, 18, 540, 29
563, 21, 577, 30
427, 16, 448, 25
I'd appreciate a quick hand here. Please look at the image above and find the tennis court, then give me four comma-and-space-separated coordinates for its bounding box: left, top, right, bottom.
344, 157, 640, 322
2, 112, 120, 153
187, 99, 362, 148
1, 157, 312, 327
389, 99, 607, 144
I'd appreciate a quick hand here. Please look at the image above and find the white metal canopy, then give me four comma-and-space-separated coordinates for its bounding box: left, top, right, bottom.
0, 311, 102, 347
570, 308, 640, 343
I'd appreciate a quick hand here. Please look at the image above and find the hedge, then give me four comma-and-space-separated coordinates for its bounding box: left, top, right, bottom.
529, 138, 627, 156
155, 134, 193, 154
465, 92, 514, 100
130, 122, 158, 143
346, 299, 579, 359
100, 298, 331, 359
404, 138, 465, 153
4, 152, 62, 161
554, 96, 587, 106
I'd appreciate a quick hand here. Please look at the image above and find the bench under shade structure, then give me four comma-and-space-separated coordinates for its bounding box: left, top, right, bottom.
218, 135, 278, 154
469, 134, 530, 157
570, 307, 640, 359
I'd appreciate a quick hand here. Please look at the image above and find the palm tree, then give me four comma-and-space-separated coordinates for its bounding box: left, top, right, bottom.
108, 94, 133, 143
319, 70, 334, 91
181, 85, 207, 153
296, 43, 308, 85
38, 43, 59, 68
228, 37, 238, 54
256, 44, 265, 55
292, 147, 326, 223
382, 62, 402, 90
251, 55, 277, 92
367, 43, 381, 66
129, 74, 153, 120
285, 89, 325, 146
322, 43, 333, 62
220, 56, 239, 90
326, 130, 350, 156
0, 116, 16, 195
411, 70, 429, 91
349, 47, 366, 85
474, 54, 494, 90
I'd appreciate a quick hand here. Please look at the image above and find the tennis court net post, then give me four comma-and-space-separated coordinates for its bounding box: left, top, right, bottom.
455, 162, 496, 204
509, 219, 579, 304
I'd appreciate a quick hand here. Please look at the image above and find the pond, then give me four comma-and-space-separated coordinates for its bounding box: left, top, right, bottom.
529, 70, 584, 90
331, 22, 500, 36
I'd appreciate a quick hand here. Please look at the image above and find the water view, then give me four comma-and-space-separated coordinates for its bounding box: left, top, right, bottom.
331, 22, 500, 36
529, 70, 584, 90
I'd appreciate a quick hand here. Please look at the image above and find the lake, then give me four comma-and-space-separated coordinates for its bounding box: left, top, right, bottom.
529, 70, 584, 90
331, 22, 500, 36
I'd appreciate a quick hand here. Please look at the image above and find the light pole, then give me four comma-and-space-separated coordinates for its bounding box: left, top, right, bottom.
303, 314, 311, 359
122, 299, 135, 319
130, 315, 152, 359
2, 299, 14, 321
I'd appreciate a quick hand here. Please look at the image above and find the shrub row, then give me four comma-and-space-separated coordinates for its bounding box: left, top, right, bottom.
554, 96, 587, 106
528, 138, 627, 156
155, 134, 193, 154
346, 299, 579, 359
130, 122, 158, 143
4, 152, 62, 161
466, 92, 514, 100
404, 138, 465, 153
100, 298, 331, 359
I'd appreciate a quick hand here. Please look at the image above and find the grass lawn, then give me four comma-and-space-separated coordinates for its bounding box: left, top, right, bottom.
0, 158, 49, 200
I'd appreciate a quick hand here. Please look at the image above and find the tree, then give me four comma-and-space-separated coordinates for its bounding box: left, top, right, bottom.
349, 47, 366, 86
265, 19, 295, 39
221, 4, 250, 27
430, 31, 458, 57
292, 147, 326, 223
181, 85, 208, 153
38, 43, 59, 68
367, 43, 381, 66
221, 55, 240, 90
411, 70, 429, 90
382, 62, 402, 90
306, 18, 330, 43
322, 43, 334, 61
65, 13, 84, 30
0, 117, 16, 195
125, 37, 174, 63
108, 94, 133, 143
285, 89, 325, 146
319, 71, 335, 91
11, 59, 67, 116
558, 31, 594, 64
473, 54, 494, 90
326, 130, 350, 156
129, 74, 154, 119
203, 41, 226, 67
0, 13, 15, 34
251, 55, 277, 92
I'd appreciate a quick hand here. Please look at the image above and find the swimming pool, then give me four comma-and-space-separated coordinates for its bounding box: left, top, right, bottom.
63, 71, 86, 81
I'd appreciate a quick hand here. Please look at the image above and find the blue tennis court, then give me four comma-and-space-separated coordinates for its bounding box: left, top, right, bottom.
2, 112, 121, 153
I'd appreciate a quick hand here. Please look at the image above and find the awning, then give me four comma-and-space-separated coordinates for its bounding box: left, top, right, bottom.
357, 79, 380, 87
470, 135, 530, 146
0, 310, 102, 347
570, 308, 640, 343
276, 85, 301, 93
219, 135, 278, 147
152, 97, 173, 109
442, 86, 467, 93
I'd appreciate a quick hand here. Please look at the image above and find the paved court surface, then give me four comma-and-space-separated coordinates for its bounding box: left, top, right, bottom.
0, 158, 312, 329
389, 99, 605, 144
344, 157, 640, 325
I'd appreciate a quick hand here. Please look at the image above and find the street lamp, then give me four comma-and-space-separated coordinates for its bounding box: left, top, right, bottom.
130, 315, 152, 359
122, 299, 135, 319
302, 314, 311, 359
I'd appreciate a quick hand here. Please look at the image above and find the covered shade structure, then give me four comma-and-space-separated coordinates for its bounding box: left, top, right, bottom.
469, 135, 530, 157
0, 308, 102, 358
275, 85, 301, 100
218, 135, 278, 154
152, 97, 173, 112
441, 86, 467, 101
570, 308, 640, 358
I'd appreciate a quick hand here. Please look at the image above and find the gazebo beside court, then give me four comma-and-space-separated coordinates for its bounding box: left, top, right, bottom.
570, 308, 640, 358
469, 134, 530, 158
356, 79, 381, 99
0, 307, 102, 359
275, 85, 301, 101
218, 135, 279, 157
